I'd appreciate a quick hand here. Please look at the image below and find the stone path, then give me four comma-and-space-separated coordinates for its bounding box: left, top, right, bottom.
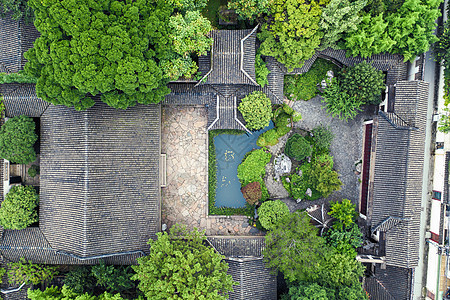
161, 105, 262, 236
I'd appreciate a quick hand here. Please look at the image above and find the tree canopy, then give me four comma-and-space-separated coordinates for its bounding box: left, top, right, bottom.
263, 211, 327, 282
0, 185, 39, 230
258, 0, 328, 70
27, 285, 125, 300
0, 115, 37, 164
0, 0, 34, 22
25, 0, 212, 110
132, 224, 236, 300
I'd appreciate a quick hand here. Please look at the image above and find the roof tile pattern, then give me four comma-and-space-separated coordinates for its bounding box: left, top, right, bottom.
370, 80, 429, 268
1, 83, 49, 117
364, 265, 413, 300
39, 101, 161, 258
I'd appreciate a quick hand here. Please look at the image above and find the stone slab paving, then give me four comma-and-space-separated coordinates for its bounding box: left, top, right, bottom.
161, 105, 262, 236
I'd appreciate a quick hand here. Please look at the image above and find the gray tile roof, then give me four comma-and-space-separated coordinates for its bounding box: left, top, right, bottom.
199, 28, 258, 86
207, 237, 276, 300
0, 83, 49, 117
369, 80, 429, 269
0, 13, 39, 73
39, 100, 161, 258
364, 265, 413, 300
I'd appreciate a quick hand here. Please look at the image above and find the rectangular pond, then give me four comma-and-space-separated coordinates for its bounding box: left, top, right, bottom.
213, 122, 274, 208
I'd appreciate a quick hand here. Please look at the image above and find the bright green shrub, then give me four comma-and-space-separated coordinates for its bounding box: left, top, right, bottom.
321, 78, 364, 121
0, 185, 39, 230
0, 115, 37, 164
257, 200, 290, 230
27, 285, 125, 300
324, 223, 363, 257
256, 129, 279, 147
339, 62, 385, 105
8, 258, 58, 285
255, 53, 270, 88
312, 126, 334, 151
284, 58, 339, 101
237, 148, 272, 186
310, 159, 342, 198
329, 199, 358, 230
238, 91, 272, 130
284, 134, 312, 161
318, 253, 365, 288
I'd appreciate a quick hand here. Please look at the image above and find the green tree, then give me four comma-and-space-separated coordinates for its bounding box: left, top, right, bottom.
318, 253, 365, 288
263, 211, 327, 282
91, 262, 135, 294
0, 185, 39, 230
237, 148, 272, 186
0, 115, 37, 164
25, 0, 212, 110
258, 0, 327, 70
310, 158, 342, 198
257, 200, 290, 230
173, 0, 208, 12
311, 126, 334, 152
434, 20, 450, 65
0, 0, 34, 22
227, 0, 272, 19
386, 0, 442, 61
336, 280, 368, 300
319, 0, 367, 50
339, 62, 385, 105
238, 91, 272, 130
439, 107, 450, 133
255, 53, 271, 88
324, 223, 363, 257
132, 224, 236, 300
321, 78, 364, 121
27, 285, 125, 300
64, 266, 96, 294
8, 258, 58, 285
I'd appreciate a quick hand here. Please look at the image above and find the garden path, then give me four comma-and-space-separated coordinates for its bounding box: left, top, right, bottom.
283, 95, 377, 210
161, 105, 262, 236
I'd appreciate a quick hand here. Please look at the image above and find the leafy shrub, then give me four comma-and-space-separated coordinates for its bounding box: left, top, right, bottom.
91, 262, 135, 293
28, 165, 40, 178
312, 126, 334, 151
0, 185, 39, 230
7, 258, 58, 285
256, 129, 279, 147
338, 62, 385, 105
258, 200, 290, 230
439, 108, 450, 133
283, 164, 322, 201
64, 266, 96, 294
237, 148, 272, 186
321, 78, 364, 121
318, 253, 365, 288
0, 115, 37, 164
310, 159, 342, 198
255, 53, 271, 88
28, 285, 125, 300
284, 58, 339, 101
324, 223, 363, 257
238, 91, 272, 131
284, 134, 312, 161
241, 182, 262, 205
0, 72, 37, 84
0, 0, 34, 22
329, 199, 358, 230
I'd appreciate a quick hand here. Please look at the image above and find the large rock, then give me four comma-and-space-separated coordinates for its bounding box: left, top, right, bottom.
274, 154, 292, 180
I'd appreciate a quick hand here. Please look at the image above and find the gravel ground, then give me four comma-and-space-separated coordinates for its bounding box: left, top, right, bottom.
279, 95, 377, 211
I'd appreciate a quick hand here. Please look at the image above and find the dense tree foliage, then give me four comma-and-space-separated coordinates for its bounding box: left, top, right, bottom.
28, 285, 125, 300
0, 115, 37, 164
0, 185, 39, 230
283, 282, 334, 300
258, 0, 328, 70
8, 258, 58, 285
319, 0, 366, 50
257, 200, 290, 230
227, 0, 271, 19
64, 266, 96, 294
321, 79, 364, 121
255, 53, 270, 88
0, 0, 34, 22
344, 0, 442, 61
132, 224, 236, 300
284, 134, 313, 161
238, 91, 272, 130
311, 125, 334, 152
263, 211, 327, 282
25, 0, 212, 110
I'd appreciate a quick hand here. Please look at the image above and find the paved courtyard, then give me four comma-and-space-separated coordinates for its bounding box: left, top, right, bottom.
161, 105, 261, 235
